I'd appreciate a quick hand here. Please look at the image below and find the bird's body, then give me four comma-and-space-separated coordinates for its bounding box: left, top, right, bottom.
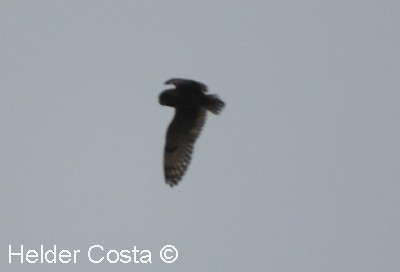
159, 78, 225, 187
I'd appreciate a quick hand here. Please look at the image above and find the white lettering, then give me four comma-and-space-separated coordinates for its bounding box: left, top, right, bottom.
26, 250, 38, 263
86, 245, 152, 264
73, 249, 80, 263
140, 250, 152, 263
9, 245, 24, 263
9, 245, 80, 264
132, 246, 140, 263
59, 250, 70, 263
107, 250, 119, 263
44, 245, 56, 263
88, 245, 104, 263
119, 249, 131, 263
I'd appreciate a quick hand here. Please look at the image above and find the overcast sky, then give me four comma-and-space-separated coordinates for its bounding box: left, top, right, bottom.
1, 1, 399, 271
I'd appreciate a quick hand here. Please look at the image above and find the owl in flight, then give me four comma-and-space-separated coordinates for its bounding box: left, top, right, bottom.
159, 78, 225, 187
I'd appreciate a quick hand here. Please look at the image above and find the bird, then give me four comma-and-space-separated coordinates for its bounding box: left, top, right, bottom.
159, 78, 225, 187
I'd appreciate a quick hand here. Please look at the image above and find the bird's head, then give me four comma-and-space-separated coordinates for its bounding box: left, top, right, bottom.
159, 89, 178, 107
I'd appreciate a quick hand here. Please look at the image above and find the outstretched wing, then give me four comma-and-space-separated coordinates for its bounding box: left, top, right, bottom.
163, 108, 206, 186
165, 78, 208, 92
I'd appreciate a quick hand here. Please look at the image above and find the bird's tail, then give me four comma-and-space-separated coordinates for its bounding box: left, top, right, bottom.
206, 95, 225, 115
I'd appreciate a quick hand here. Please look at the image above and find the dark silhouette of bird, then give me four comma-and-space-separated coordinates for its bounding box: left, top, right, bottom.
159, 78, 225, 187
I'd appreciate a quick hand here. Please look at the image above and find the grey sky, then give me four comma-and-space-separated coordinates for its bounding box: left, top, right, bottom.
1, 1, 399, 271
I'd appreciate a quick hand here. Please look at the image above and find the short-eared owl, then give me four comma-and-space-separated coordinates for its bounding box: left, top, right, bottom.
159, 78, 225, 187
